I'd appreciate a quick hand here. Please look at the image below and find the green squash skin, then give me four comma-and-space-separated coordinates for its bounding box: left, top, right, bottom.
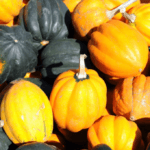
40, 38, 94, 79
18, 0, 72, 51
0, 25, 38, 84
0, 128, 12, 150
15, 142, 59, 150
91, 144, 112, 150
55, 0, 74, 38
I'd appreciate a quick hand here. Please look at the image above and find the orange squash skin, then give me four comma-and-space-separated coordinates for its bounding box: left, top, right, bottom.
87, 115, 145, 150
50, 69, 107, 132
88, 19, 149, 79
0, 0, 23, 23
113, 74, 150, 122
71, 0, 110, 41
1, 79, 53, 144
126, 3, 150, 46
62, 0, 81, 13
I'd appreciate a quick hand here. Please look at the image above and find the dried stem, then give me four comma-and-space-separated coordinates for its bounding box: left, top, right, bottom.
76, 54, 87, 79
120, 8, 136, 23
106, 0, 137, 20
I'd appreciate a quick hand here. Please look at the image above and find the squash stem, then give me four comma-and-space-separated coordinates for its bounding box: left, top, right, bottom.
120, 8, 136, 23
130, 116, 135, 121
106, 0, 137, 20
0, 120, 4, 127
76, 54, 87, 79
40, 40, 49, 46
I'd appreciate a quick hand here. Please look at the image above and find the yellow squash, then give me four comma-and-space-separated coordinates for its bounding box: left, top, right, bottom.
0, 79, 53, 144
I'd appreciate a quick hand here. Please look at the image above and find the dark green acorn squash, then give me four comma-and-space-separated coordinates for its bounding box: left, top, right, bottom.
18, 0, 72, 51
0, 128, 12, 150
55, 0, 74, 38
0, 25, 37, 84
15, 142, 60, 150
40, 38, 93, 79
91, 144, 112, 150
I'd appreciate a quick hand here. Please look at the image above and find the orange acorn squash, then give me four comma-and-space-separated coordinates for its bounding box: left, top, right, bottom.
87, 115, 145, 150
0, 0, 23, 24
50, 55, 107, 132
103, 51, 150, 85
113, 74, 150, 124
71, 0, 136, 41
0, 79, 53, 144
88, 19, 149, 79
62, 0, 81, 13
121, 3, 150, 46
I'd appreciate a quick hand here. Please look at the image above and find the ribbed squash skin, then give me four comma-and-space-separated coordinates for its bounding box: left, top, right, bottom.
71, 0, 110, 41
126, 3, 150, 46
50, 69, 107, 132
16, 142, 58, 150
87, 115, 145, 150
40, 38, 93, 79
0, 0, 23, 23
113, 74, 150, 123
1, 79, 53, 144
0, 25, 37, 83
18, 0, 71, 50
24, 78, 52, 98
88, 20, 149, 78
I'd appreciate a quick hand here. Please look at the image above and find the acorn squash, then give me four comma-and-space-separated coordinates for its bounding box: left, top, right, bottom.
1, 79, 53, 144
92, 144, 112, 150
16, 142, 58, 150
0, 128, 12, 150
0, 25, 37, 83
88, 19, 148, 79
40, 38, 93, 79
18, 0, 72, 51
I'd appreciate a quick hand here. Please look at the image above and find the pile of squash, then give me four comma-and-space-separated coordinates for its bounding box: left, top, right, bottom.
0, 0, 150, 149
